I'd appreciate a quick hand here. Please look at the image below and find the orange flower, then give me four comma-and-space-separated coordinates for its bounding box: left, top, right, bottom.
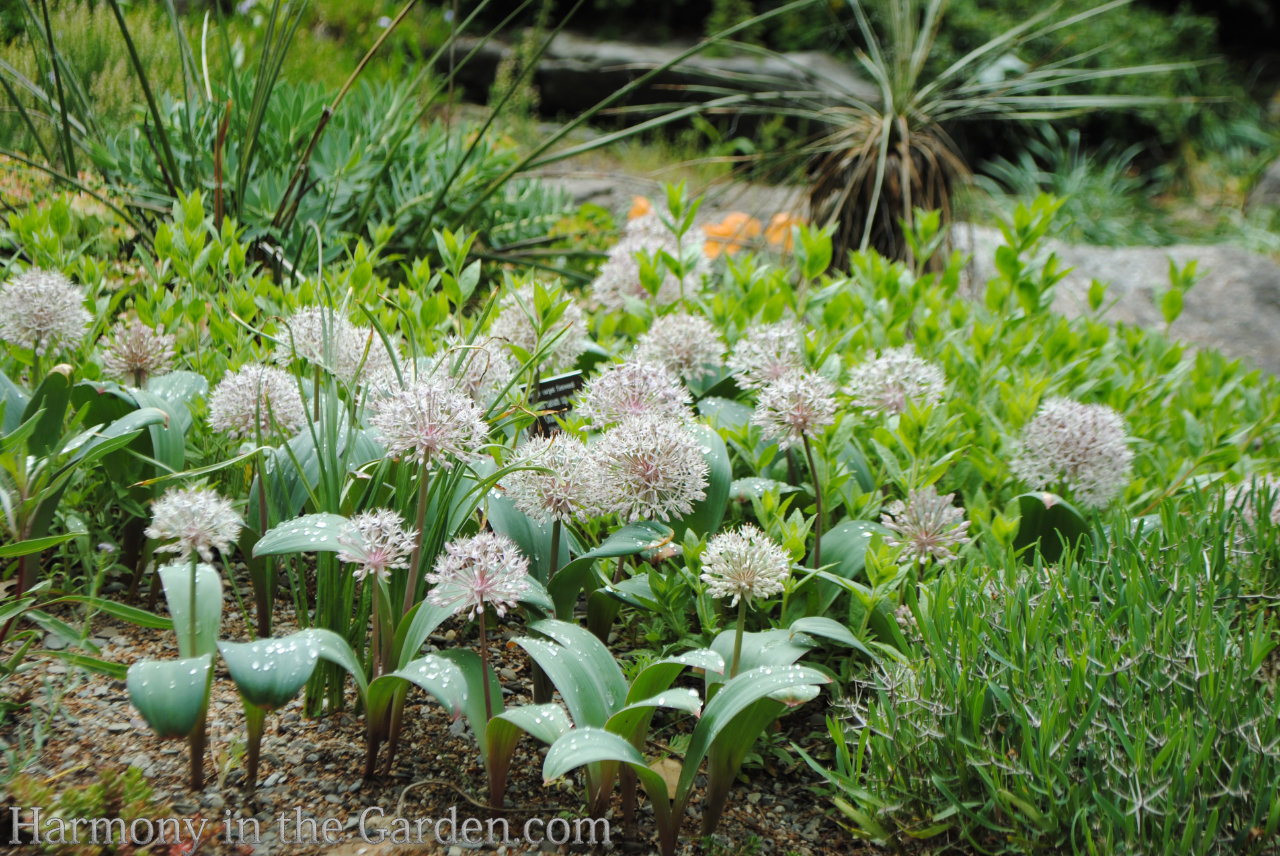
702, 212, 762, 259
765, 212, 805, 251
628, 196, 653, 220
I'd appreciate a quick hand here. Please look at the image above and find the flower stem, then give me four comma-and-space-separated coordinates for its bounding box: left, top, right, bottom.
188, 554, 198, 657
478, 604, 495, 723
729, 597, 747, 679
802, 436, 825, 570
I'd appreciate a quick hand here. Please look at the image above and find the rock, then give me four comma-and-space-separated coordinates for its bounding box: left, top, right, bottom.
1248, 159, 1280, 212
957, 224, 1280, 376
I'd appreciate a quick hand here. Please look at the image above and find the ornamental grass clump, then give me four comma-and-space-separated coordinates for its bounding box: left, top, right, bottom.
1011, 396, 1134, 509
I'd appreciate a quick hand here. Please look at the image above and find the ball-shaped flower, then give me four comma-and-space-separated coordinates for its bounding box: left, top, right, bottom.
145, 486, 242, 563
1011, 397, 1133, 509
0, 269, 91, 356
593, 415, 709, 523
590, 212, 710, 311
726, 320, 805, 390
208, 363, 308, 440
338, 509, 417, 582
752, 369, 837, 449
488, 283, 588, 375
429, 336, 515, 408
881, 486, 972, 565
101, 318, 176, 386
275, 307, 393, 387
426, 531, 531, 619
700, 524, 791, 606
369, 376, 489, 468
845, 346, 946, 416
576, 359, 693, 428
633, 312, 725, 381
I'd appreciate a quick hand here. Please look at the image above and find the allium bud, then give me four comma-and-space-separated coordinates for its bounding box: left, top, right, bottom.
726, 320, 805, 390
634, 312, 725, 381
208, 363, 308, 439
700, 524, 791, 606
845, 346, 946, 416
576, 359, 693, 428
0, 269, 91, 356
593, 415, 708, 522
426, 531, 531, 619
881, 486, 972, 564
1011, 397, 1133, 509
145, 486, 242, 562
101, 318, 176, 386
752, 369, 837, 449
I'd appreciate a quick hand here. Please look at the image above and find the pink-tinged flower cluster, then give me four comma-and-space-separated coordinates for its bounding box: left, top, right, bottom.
881, 486, 972, 565
145, 486, 242, 562
503, 434, 602, 523
594, 415, 708, 522
488, 283, 587, 374
1011, 397, 1133, 509
845, 346, 946, 416
752, 369, 837, 449
369, 376, 489, 468
338, 509, 417, 582
426, 531, 531, 619
101, 318, 176, 386
700, 524, 791, 606
634, 312, 725, 381
726, 320, 805, 390
590, 212, 709, 311
276, 306, 396, 387
576, 359, 694, 428
429, 336, 515, 407
208, 363, 308, 439
0, 269, 91, 356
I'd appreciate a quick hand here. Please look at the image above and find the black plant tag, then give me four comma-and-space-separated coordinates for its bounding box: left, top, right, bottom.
532, 371, 584, 434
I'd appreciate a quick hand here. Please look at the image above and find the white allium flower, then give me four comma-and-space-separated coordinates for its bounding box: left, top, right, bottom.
593, 415, 708, 522
488, 284, 588, 374
369, 376, 489, 468
726, 320, 805, 390
208, 363, 308, 439
276, 307, 395, 386
590, 212, 709, 311
633, 312, 725, 381
576, 358, 693, 428
881, 486, 972, 565
752, 369, 837, 449
845, 346, 946, 416
700, 524, 791, 606
146, 486, 242, 562
426, 531, 531, 619
1011, 397, 1133, 509
503, 434, 601, 523
101, 318, 176, 385
429, 336, 515, 407
0, 269, 91, 356
338, 509, 417, 582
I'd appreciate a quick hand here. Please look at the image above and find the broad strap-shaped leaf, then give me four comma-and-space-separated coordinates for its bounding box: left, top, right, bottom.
697, 396, 753, 432
391, 599, 456, 671
126, 655, 212, 739
605, 689, 702, 745
788, 616, 874, 660
486, 703, 572, 804
0, 368, 30, 434
435, 648, 503, 756
22, 369, 71, 457
707, 627, 815, 684
219, 630, 336, 710
628, 649, 724, 705
676, 665, 829, 810
365, 655, 469, 726
160, 562, 222, 659
1013, 492, 1091, 563
252, 513, 352, 558
546, 522, 673, 619
67, 407, 167, 467
728, 477, 797, 501
485, 485, 574, 585
527, 619, 627, 718
294, 627, 369, 701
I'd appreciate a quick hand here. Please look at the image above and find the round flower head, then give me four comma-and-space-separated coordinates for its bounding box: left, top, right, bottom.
590, 212, 710, 311
752, 369, 837, 449
488, 283, 588, 375
700, 524, 791, 606
208, 363, 308, 440
881, 486, 972, 565
633, 312, 725, 381
576, 358, 694, 428
369, 376, 489, 468
101, 317, 176, 386
845, 346, 946, 416
426, 531, 531, 619
503, 434, 602, 523
0, 269, 91, 356
276, 307, 395, 387
146, 486, 242, 562
430, 336, 515, 408
337, 508, 417, 583
1011, 396, 1133, 509
726, 320, 805, 390
593, 415, 708, 522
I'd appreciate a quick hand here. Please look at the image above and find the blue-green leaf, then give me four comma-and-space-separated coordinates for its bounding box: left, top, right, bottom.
127, 655, 212, 738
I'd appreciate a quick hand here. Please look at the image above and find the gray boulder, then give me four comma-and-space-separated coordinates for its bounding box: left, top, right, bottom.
957, 224, 1280, 376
